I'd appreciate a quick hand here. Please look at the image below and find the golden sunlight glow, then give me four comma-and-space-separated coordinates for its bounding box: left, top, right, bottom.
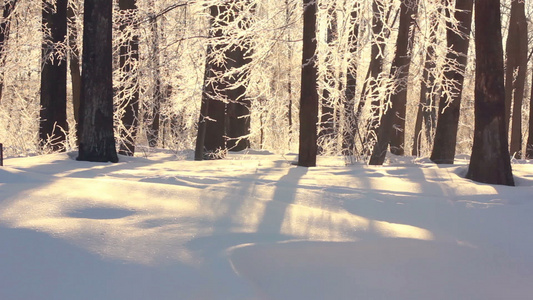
1, 163, 437, 267
280, 203, 434, 241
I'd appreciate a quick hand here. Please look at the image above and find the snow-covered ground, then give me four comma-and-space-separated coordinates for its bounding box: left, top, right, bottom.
1, 150, 532, 300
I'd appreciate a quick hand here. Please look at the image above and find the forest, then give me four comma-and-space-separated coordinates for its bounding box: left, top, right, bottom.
0, 0, 532, 186
2, 1, 533, 298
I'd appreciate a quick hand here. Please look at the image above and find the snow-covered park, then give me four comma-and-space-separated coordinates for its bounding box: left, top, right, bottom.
1, 150, 532, 299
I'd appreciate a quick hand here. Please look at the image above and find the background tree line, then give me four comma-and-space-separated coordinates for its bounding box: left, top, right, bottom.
0, 0, 530, 185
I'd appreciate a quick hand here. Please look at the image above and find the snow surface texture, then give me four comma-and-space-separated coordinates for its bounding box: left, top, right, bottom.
1, 150, 532, 300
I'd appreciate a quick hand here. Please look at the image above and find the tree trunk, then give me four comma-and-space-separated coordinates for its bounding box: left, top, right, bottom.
77, 0, 118, 163
40, 0, 68, 152
67, 5, 81, 140
361, 0, 388, 155
195, 2, 253, 159
369, 0, 418, 165
0, 0, 17, 105
412, 5, 439, 157
117, 0, 140, 156
342, 2, 359, 156
504, 0, 527, 158
194, 5, 229, 160
226, 1, 253, 152
297, 0, 318, 167
466, 0, 514, 186
194, 45, 212, 161
430, 0, 473, 164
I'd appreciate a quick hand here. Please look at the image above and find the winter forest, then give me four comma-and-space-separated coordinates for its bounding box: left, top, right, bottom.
3, 1, 533, 298
0, 0, 532, 183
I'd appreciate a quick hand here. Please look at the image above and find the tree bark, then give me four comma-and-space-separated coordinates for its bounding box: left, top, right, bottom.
195, 2, 253, 159
466, 0, 514, 186
297, 0, 318, 167
504, 0, 527, 158
226, 1, 253, 152
118, 0, 139, 156
361, 0, 388, 155
430, 0, 473, 164
77, 0, 118, 163
195, 5, 229, 160
369, 0, 418, 165
40, 0, 68, 152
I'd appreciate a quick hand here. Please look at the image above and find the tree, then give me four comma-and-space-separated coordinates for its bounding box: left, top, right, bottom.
117, 0, 140, 156
359, 0, 388, 155
430, 0, 473, 164
318, 2, 337, 153
67, 3, 81, 137
369, 0, 418, 165
527, 69, 533, 158
146, 5, 162, 148
0, 0, 17, 105
195, 1, 253, 160
504, 0, 528, 158
195, 5, 231, 160
226, 1, 253, 152
342, 1, 359, 156
297, 0, 318, 167
40, 0, 68, 152
76, 0, 118, 163
466, 0, 513, 186
412, 2, 440, 157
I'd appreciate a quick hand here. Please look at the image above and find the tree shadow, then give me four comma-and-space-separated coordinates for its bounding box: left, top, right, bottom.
256, 166, 308, 235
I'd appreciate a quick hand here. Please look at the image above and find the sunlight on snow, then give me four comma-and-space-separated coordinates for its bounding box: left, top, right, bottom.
279, 204, 434, 241
0, 161, 436, 266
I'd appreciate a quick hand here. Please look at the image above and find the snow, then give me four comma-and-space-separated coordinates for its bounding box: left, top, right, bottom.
1, 150, 533, 300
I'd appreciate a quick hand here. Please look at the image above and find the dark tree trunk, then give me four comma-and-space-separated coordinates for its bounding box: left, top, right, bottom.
342, 2, 359, 156
195, 6, 229, 160
226, 2, 253, 152
412, 5, 439, 157
226, 69, 251, 151
430, 0, 473, 164
504, 0, 527, 158
369, 0, 418, 165
0, 0, 17, 105
466, 0, 514, 186
386, 0, 418, 156
297, 0, 319, 167
194, 45, 213, 161
361, 0, 387, 155
67, 5, 81, 138
40, 0, 68, 152
76, 0, 118, 163
117, 0, 140, 156
195, 2, 253, 159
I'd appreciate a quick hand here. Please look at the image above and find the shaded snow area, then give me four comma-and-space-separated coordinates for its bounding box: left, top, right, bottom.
1, 150, 533, 300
